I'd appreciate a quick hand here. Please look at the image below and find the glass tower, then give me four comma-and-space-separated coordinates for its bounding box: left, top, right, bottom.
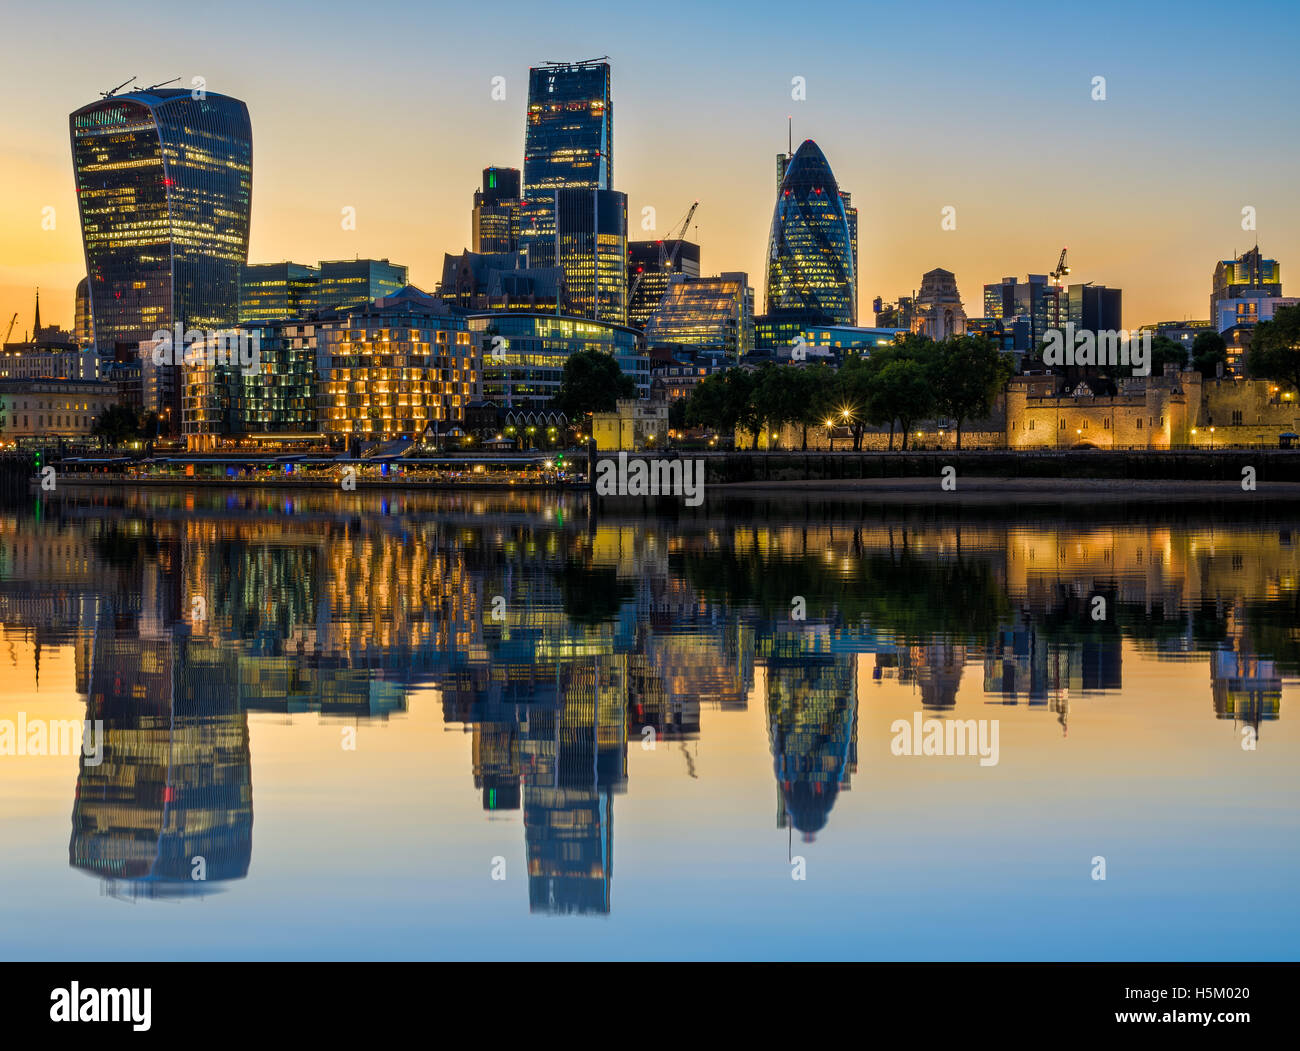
70, 89, 252, 353
520, 61, 624, 323
764, 139, 855, 325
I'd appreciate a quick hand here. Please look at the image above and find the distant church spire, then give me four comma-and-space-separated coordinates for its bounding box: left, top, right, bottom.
34, 287, 41, 336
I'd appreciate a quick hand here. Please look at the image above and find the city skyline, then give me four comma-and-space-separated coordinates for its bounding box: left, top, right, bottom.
3, 0, 1299, 339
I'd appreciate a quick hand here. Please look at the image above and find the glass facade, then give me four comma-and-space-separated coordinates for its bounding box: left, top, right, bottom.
473, 167, 521, 254
627, 239, 701, 329
555, 188, 627, 324
764, 139, 855, 325
468, 312, 646, 411
239, 262, 320, 324
644, 273, 754, 357
70, 90, 252, 353
183, 320, 319, 449
316, 259, 408, 313
74, 277, 93, 347
520, 61, 620, 322
983, 275, 1061, 348
523, 62, 612, 195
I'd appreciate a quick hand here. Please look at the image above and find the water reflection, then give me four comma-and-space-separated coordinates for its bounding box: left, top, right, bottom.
1, 489, 1295, 911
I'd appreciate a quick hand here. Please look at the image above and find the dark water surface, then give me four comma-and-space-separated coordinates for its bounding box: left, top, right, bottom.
1, 487, 1295, 959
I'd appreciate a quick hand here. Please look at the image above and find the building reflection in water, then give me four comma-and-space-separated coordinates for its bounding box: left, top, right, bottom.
0, 491, 1292, 913
70, 621, 252, 898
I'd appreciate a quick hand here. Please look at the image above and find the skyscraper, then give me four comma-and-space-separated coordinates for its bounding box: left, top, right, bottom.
70, 87, 252, 429
765, 139, 856, 325
519, 60, 626, 323
523, 60, 612, 196
70, 93, 251, 343
472, 167, 521, 254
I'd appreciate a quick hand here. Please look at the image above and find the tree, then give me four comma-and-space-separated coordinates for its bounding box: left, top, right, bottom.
1248, 305, 1300, 395
833, 353, 876, 450
667, 396, 688, 431
552, 349, 636, 418
685, 367, 758, 448
873, 359, 934, 450
1148, 334, 1188, 376
92, 404, 141, 447
791, 363, 835, 451
1191, 330, 1227, 378
726, 368, 762, 450
929, 335, 1014, 450
753, 363, 805, 449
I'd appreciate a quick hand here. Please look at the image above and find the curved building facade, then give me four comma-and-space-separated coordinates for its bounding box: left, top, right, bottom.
69, 89, 252, 356
764, 140, 855, 324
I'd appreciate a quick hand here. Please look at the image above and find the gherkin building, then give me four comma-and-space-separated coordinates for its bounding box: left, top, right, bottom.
764, 139, 855, 324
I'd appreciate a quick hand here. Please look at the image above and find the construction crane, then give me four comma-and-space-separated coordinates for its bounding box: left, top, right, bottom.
100, 76, 136, 99
142, 77, 182, 92
1050, 247, 1070, 288
3, 313, 16, 344
659, 200, 699, 272
628, 201, 699, 310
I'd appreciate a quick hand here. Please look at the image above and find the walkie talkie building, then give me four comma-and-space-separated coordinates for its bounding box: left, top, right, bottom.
70, 87, 252, 425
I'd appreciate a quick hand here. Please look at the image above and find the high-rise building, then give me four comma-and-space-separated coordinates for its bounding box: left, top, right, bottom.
644, 273, 754, 358
74, 278, 93, 347
472, 167, 522, 254
983, 274, 1061, 348
316, 259, 408, 313
1066, 283, 1122, 333
555, 187, 628, 324
70, 87, 252, 429
1211, 246, 1281, 323
239, 262, 320, 324
520, 61, 625, 324
627, 239, 701, 329
523, 60, 613, 197
765, 139, 856, 325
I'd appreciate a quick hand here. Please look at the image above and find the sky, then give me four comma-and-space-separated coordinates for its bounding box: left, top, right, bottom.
2, 0, 1298, 338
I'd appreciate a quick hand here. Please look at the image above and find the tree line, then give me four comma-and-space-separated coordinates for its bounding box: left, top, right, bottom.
682, 333, 1015, 451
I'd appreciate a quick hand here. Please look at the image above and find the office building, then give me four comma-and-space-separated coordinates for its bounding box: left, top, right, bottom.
74, 278, 93, 347
316, 259, 408, 313
69, 87, 252, 430
520, 61, 624, 323
1211, 247, 1281, 324
1066, 283, 1122, 333
467, 312, 646, 411
627, 239, 700, 329
983, 274, 1061, 348
765, 139, 856, 325
183, 320, 320, 451
644, 273, 754, 357
239, 262, 320, 323
473, 167, 522, 254
554, 187, 627, 324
